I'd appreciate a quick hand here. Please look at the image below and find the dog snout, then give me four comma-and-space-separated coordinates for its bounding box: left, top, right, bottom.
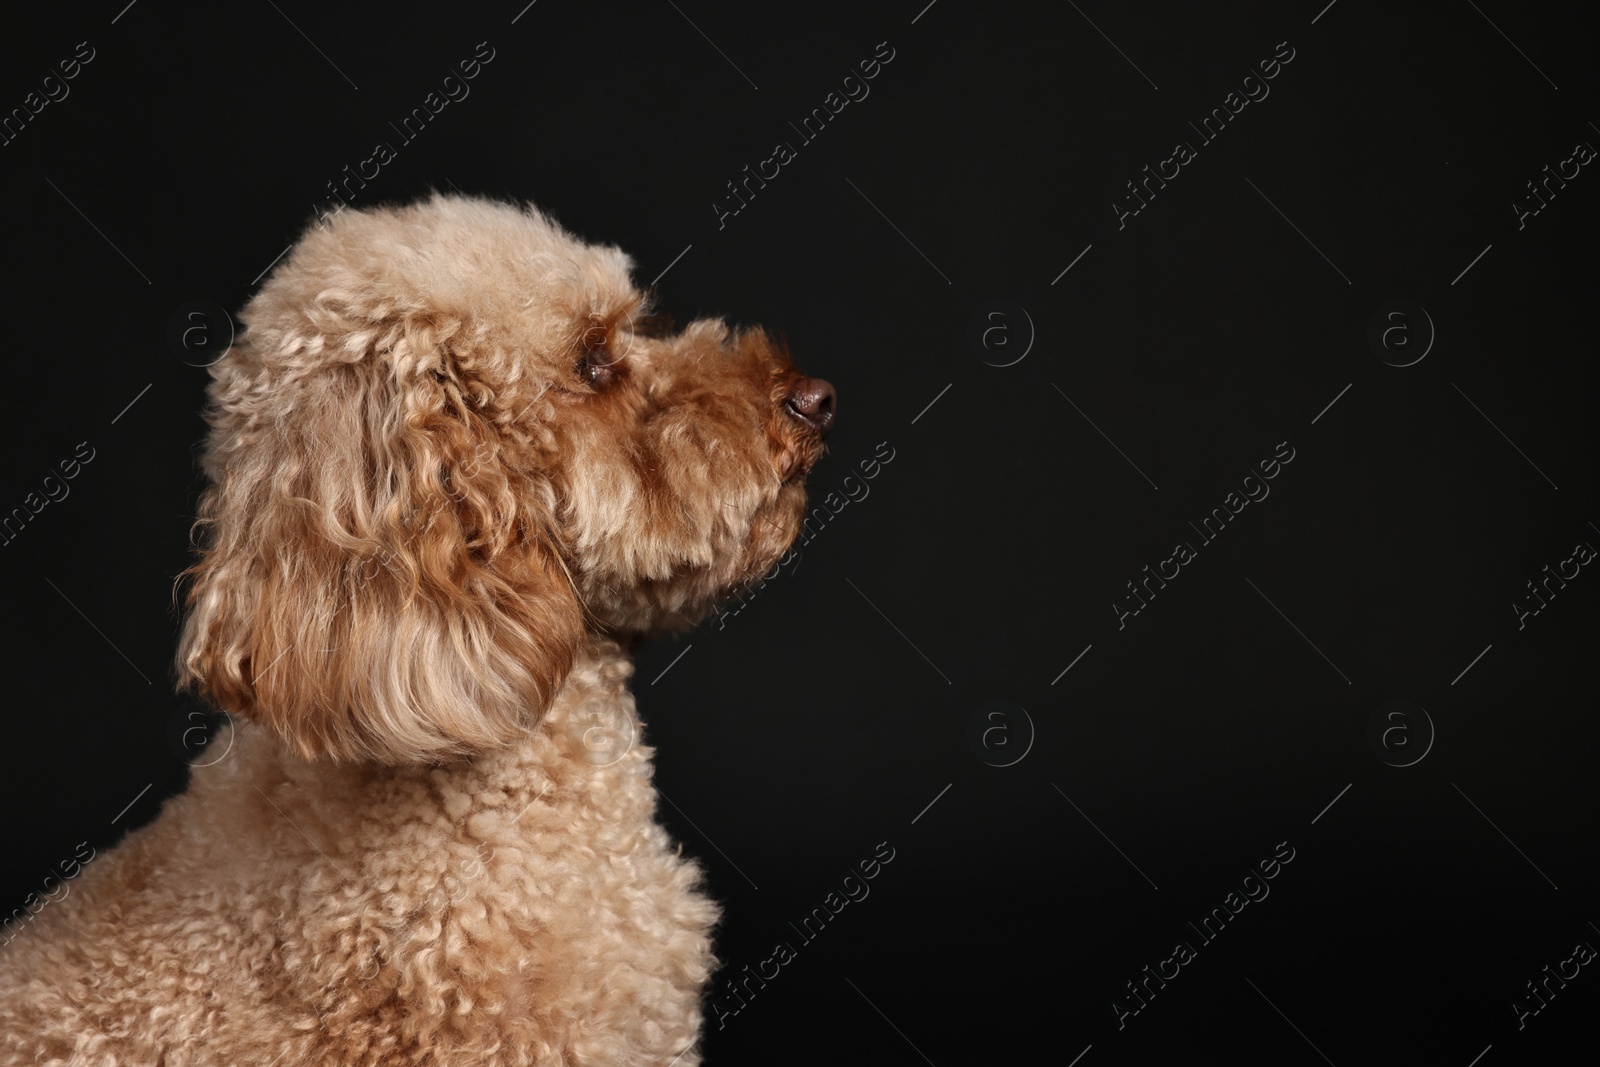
783, 377, 836, 438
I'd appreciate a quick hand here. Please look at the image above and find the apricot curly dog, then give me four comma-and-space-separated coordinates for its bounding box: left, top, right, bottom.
0, 194, 834, 1065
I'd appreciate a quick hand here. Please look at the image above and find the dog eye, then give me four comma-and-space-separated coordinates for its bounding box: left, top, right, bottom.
574, 321, 625, 389
576, 350, 619, 388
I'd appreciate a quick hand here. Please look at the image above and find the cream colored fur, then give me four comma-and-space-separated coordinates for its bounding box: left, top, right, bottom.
0, 194, 828, 1065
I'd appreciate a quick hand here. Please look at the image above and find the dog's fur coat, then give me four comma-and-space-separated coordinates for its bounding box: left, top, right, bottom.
0, 195, 830, 1065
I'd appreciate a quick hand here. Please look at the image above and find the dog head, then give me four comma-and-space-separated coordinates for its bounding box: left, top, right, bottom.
177, 194, 833, 763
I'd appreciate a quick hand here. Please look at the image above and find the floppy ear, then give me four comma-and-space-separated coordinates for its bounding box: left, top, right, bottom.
176, 313, 584, 764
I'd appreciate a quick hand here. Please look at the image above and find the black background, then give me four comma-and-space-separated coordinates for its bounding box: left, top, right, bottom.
2, 2, 1596, 1063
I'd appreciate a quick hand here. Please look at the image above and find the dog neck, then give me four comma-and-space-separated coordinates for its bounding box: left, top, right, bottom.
198, 635, 659, 852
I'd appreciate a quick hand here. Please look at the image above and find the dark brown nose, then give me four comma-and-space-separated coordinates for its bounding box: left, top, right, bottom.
784, 377, 836, 437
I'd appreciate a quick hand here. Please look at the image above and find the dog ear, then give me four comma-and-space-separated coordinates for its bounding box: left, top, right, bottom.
176, 313, 585, 764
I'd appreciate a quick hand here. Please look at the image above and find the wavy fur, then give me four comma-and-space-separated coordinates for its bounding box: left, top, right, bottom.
0, 194, 828, 1065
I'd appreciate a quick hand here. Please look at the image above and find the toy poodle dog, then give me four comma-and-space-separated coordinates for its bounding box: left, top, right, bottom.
0, 194, 835, 1065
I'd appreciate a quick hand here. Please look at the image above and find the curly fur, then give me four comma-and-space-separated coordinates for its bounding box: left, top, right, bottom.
0, 194, 830, 1065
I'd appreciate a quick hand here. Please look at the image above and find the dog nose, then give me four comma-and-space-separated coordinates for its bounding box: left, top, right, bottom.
784, 377, 836, 437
